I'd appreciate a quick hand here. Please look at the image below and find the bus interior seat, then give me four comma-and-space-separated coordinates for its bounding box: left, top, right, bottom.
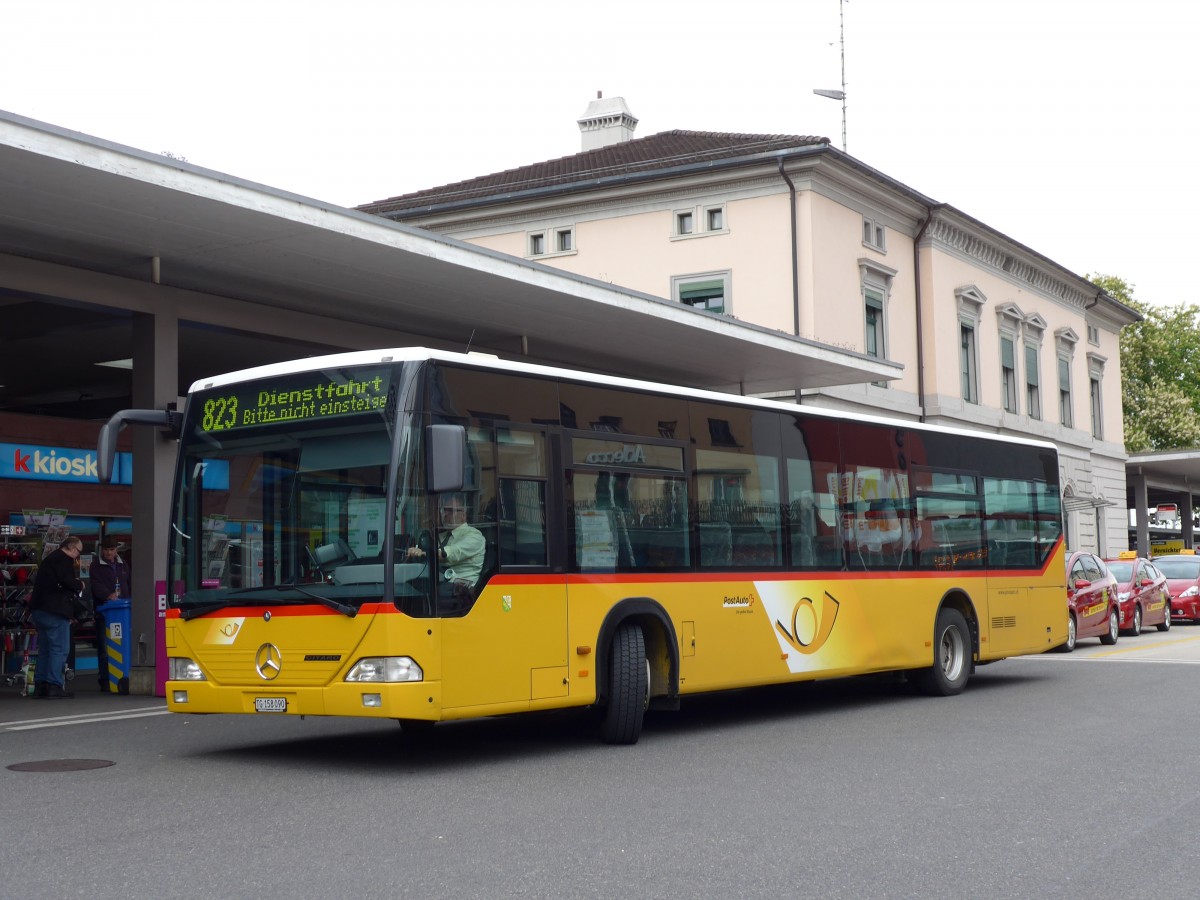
732, 528, 779, 566
699, 522, 732, 566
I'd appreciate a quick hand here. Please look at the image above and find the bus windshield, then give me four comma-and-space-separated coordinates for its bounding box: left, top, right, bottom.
168, 363, 432, 617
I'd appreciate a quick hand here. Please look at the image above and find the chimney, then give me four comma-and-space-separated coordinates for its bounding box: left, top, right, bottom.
577, 92, 638, 151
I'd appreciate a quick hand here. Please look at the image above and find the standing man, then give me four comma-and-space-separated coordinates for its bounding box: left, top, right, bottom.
30, 535, 84, 699
89, 536, 130, 692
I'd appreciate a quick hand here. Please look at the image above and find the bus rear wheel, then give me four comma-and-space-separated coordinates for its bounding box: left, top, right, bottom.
600, 623, 648, 745
912, 608, 970, 697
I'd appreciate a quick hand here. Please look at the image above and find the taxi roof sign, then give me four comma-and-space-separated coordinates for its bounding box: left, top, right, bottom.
1117, 550, 1138, 559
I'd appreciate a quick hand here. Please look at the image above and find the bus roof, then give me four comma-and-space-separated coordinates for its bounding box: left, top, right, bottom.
188, 346, 1058, 454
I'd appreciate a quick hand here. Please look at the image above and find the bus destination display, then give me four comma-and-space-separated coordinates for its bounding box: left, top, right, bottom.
198, 369, 391, 432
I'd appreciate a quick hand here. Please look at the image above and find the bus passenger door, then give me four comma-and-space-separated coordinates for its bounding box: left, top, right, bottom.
441, 432, 568, 713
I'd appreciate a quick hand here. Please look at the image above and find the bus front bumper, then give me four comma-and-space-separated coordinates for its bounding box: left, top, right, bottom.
165, 679, 442, 720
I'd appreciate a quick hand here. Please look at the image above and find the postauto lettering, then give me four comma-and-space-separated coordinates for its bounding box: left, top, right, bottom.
584, 444, 647, 465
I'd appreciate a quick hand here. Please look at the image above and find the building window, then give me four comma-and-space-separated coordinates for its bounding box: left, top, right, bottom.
955, 286, 986, 405
1090, 376, 1103, 438
859, 259, 896, 374
672, 205, 726, 239
528, 232, 545, 256
1058, 356, 1073, 427
961, 324, 979, 404
1055, 326, 1080, 429
674, 272, 729, 314
865, 290, 884, 359
556, 228, 573, 252
1000, 334, 1018, 413
1087, 324, 1100, 345
862, 216, 886, 251
1025, 343, 1041, 420
1087, 351, 1107, 440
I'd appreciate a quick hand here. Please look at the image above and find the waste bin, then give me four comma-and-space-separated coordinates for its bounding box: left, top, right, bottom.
96, 599, 131, 694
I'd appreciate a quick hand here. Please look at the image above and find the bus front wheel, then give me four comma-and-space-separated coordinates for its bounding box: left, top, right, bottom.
599, 623, 648, 745
912, 608, 971, 697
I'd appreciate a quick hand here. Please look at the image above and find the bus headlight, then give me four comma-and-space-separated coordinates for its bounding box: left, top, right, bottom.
345, 657, 423, 683
168, 657, 207, 681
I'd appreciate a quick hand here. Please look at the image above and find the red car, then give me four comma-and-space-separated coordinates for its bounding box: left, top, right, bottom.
1104, 555, 1171, 635
1152, 553, 1200, 623
1061, 550, 1119, 652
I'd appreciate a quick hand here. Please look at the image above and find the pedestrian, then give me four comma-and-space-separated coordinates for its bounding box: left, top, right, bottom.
89, 535, 130, 691
29, 535, 84, 699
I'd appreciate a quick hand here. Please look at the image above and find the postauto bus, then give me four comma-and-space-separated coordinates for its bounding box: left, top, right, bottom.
98, 348, 1067, 743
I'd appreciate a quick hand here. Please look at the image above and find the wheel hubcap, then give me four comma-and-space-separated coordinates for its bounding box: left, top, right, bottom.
941, 627, 964, 680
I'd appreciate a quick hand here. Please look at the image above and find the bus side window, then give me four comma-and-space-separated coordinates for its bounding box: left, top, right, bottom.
497, 430, 548, 566
844, 466, 915, 570
786, 450, 842, 569
499, 479, 546, 565
696, 449, 782, 569
984, 477, 1039, 569
914, 469, 983, 570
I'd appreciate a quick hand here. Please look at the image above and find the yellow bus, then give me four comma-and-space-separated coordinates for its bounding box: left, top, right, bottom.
100, 348, 1066, 743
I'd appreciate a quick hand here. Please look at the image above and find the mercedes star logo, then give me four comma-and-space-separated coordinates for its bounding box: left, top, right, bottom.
255, 643, 282, 681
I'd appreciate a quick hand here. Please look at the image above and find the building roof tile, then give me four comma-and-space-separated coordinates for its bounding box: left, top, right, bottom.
356, 130, 828, 215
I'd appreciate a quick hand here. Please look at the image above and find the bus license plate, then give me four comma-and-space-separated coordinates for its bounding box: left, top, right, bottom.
254, 697, 287, 713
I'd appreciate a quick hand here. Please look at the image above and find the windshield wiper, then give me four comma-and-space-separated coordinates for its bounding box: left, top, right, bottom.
180, 600, 237, 621
223, 583, 359, 617
180, 584, 358, 619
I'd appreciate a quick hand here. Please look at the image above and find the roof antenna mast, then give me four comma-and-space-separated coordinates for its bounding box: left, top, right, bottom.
838, 0, 847, 152
812, 0, 848, 152
464, 328, 476, 354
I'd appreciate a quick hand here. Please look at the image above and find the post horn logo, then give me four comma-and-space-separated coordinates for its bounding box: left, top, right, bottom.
255, 643, 283, 681
775, 591, 840, 655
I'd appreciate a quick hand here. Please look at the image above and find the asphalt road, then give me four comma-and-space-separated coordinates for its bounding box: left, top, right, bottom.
3, 626, 1200, 900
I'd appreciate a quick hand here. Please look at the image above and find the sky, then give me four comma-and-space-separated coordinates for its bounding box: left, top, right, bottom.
3, 0, 1197, 308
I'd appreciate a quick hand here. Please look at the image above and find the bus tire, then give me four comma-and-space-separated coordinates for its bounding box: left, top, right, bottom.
912, 607, 970, 697
600, 623, 647, 745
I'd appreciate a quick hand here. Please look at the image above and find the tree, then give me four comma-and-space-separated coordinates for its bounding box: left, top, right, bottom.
1093, 273, 1200, 452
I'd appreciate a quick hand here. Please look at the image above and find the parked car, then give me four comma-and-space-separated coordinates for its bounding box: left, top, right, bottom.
1103, 553, 1171, 635
1151, 552, 1200, 623
1061, 550, 1119, 651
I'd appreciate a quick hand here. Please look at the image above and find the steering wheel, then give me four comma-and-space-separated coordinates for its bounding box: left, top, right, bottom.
305, 544, 324, 578
417, 529, 434, 554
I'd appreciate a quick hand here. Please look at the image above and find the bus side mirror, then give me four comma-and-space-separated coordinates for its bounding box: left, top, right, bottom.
426, 424, 465, 493
96, 406, 183, 483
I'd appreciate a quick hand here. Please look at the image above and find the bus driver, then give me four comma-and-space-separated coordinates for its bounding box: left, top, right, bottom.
407, 492, 486, 591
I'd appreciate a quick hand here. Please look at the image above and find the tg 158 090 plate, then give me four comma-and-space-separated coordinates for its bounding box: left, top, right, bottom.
254, 696, 287, 713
